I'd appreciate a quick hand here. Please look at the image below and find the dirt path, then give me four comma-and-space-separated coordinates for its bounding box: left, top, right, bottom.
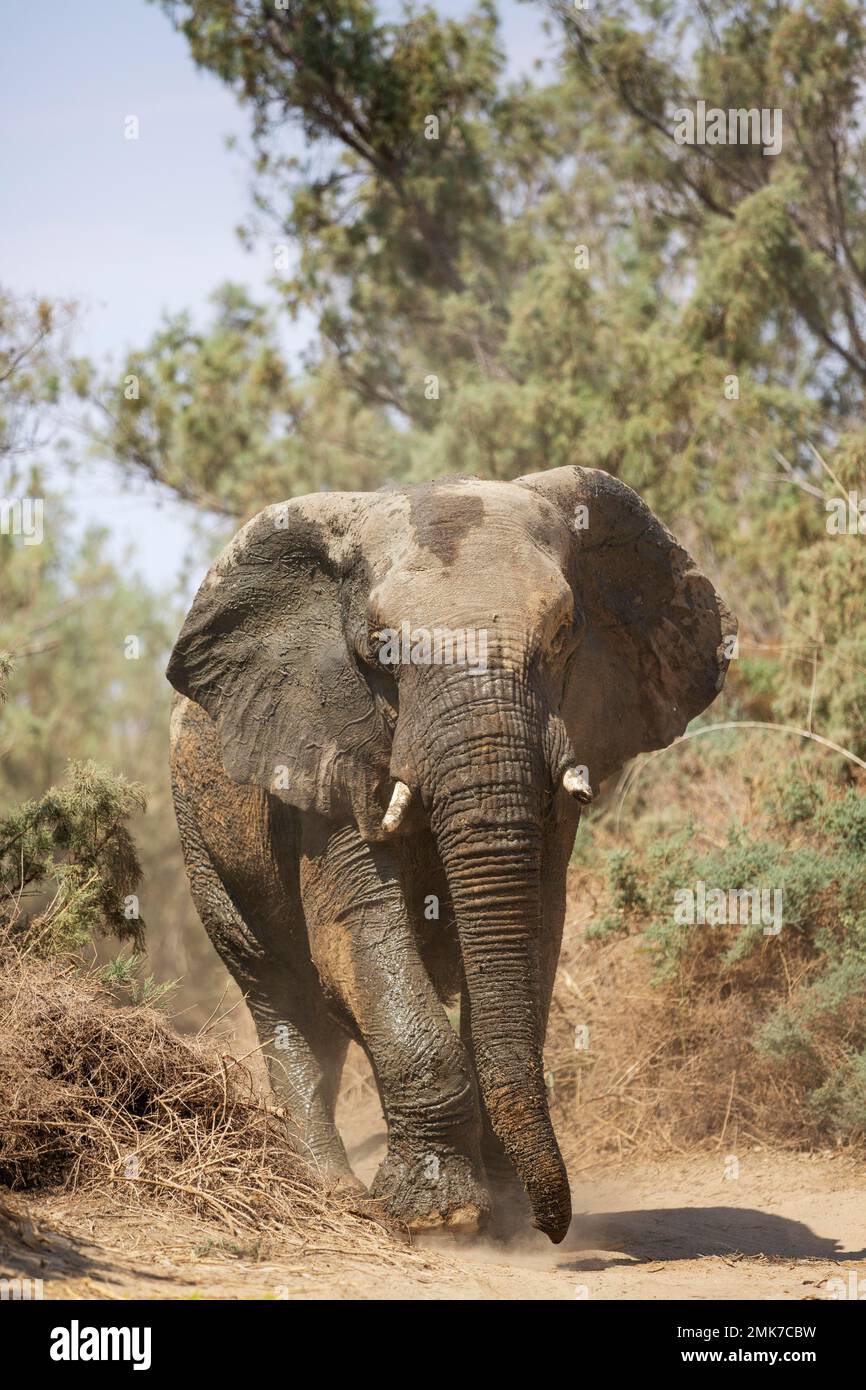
4, 1151, 864, 1300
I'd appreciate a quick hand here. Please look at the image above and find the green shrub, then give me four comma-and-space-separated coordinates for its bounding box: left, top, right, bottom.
596, 777, 866, 1140
0, 760, 145, 954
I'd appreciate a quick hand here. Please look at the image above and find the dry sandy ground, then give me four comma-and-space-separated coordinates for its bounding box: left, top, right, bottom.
3, 1149, 865, 1301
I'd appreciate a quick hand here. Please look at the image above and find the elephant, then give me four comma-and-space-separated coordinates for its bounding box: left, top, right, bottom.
166, 465, 736, 1244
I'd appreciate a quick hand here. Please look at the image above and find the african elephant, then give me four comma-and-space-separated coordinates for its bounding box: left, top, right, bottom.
167, 466, 735, 1243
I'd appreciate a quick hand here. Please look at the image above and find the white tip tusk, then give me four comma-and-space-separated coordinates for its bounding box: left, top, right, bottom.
563, 767, 593, 804
382, 780, 413, 833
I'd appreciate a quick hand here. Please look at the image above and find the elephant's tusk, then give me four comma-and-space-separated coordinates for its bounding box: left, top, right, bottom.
562, 767, 593, 804
382, 780, 413, 833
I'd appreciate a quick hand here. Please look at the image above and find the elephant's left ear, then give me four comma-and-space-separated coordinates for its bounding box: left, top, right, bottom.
516, 465, 737, 787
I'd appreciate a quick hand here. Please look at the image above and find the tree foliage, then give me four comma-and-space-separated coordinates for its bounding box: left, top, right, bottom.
0, 293, 181, 967
0, 752, 146, 953
88, 2, 863, 769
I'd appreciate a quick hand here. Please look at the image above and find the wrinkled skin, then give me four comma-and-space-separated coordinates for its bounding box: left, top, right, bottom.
167, 467, 736, 1242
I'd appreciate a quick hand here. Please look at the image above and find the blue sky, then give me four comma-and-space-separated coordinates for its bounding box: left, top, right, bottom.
2, 1, 551, 589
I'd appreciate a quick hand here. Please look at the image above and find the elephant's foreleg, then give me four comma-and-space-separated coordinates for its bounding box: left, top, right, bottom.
172, 771, 356, 1187
246, 978, 356, 1186
299, 815, 489, 1232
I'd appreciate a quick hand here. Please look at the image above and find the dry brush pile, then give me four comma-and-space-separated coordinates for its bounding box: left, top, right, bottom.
0, 744, 398, 1259
0, 938, 397, 1256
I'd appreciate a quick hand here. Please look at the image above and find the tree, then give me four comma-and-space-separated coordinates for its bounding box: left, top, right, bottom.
109, 5, 844, 610
546, 0, 866, 398
0, 291, 206, 1000
99, 284, 407, 517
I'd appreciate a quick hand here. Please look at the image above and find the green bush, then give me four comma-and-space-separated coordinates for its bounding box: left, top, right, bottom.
0, 759, 145, 954
597, 781, 866, 1141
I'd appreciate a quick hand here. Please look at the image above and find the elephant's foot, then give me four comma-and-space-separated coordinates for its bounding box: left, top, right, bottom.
321, 1169, 367, 1197
485, 1193, 535, 1245
482, 1160, 534, 1244
370, 1148, 490, 1234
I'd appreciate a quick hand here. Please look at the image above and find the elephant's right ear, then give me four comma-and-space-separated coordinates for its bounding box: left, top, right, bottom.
166, 495, 392, 838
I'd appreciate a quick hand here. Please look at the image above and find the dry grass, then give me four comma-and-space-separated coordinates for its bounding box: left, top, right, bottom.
547, 741, 748, 1167
548, 733, 866, 1169
0, 937, 399, 1255
549, 885, 803, 1169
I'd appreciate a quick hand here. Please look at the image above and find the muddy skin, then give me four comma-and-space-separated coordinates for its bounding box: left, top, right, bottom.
168, 468, 736, 1241
407, 483, 485, 566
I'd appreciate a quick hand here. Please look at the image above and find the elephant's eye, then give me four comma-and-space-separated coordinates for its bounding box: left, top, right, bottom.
363, 627, 393, 668
549, 620, 571, 657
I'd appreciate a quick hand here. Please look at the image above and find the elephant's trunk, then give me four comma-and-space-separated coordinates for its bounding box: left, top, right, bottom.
424, 684, 571, 1244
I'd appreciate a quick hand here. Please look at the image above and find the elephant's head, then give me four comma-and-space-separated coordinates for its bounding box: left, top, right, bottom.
167, 467, 736, 1242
